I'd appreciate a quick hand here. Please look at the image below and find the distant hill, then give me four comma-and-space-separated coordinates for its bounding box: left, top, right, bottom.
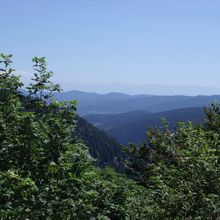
84, 107, 205, 145
61, 83, 220, 96
86, 111, 150, 129
55, 90, 132, 102
54, 90, 220, 115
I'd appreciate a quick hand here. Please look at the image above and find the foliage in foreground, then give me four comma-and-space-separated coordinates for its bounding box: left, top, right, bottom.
0, 53, 219, 219
0, 54, 149, 219
127, 106, 220, 219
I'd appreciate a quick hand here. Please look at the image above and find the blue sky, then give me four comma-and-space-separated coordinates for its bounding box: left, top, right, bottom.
1, 0, 220, 92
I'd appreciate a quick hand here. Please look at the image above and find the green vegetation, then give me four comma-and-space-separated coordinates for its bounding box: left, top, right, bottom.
127, 110, 220, 219
0, 53, 219, 219
74, 116, 124, 172
0, 54, 148, 219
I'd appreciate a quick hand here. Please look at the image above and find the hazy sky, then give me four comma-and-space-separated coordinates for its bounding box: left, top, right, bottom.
1, 0, 220, 90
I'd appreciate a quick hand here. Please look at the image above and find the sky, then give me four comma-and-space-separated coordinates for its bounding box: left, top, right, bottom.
1, 0, 220, 94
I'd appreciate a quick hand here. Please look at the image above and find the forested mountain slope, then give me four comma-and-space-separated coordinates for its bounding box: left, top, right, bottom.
85, 107, 205, 145
74, 116, 124, 172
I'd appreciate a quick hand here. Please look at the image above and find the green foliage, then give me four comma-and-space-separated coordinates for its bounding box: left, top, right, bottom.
0, 170, 37, 219
75, 116, 125, 172
127, 109, 220, 219
27, 56, 61, 100
0, 53, 23, 92
0, 53, 149, 219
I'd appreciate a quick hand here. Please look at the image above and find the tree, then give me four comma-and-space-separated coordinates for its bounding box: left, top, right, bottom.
127, 108, 220, 219
0, 53, 150, 219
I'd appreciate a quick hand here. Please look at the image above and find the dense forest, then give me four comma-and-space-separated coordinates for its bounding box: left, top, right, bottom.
0, 53, 219, 219
74, 116, 124, 172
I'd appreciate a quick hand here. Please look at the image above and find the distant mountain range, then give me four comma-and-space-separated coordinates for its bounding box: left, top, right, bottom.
53, 90, 220, 115
61, 83, 220, 96
21, 89, 218, 146
84, 107, 205, 145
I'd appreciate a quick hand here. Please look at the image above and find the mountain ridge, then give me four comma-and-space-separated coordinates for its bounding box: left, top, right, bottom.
84, 107, 205, 145
52, 90, 220, 115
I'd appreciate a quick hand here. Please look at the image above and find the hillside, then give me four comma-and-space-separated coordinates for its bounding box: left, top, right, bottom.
85, 107, 205, 145
74, 116, 124, 172
54, 90, 220, 115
